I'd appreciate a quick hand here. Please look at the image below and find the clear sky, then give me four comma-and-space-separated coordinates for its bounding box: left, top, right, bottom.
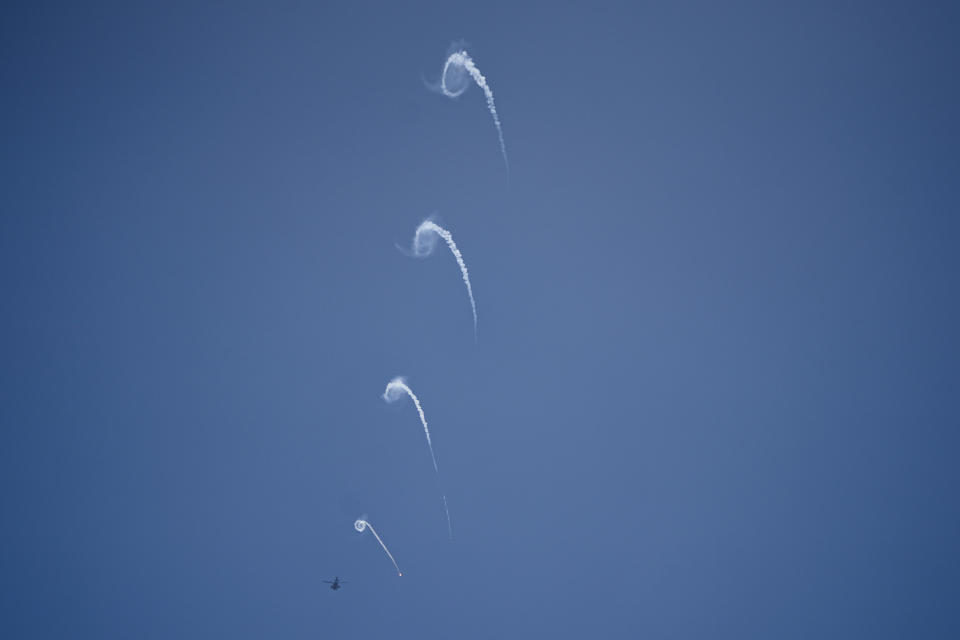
2, 1, 959, 638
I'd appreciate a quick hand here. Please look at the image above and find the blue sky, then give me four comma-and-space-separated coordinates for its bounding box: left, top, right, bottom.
2, 1, 959, 637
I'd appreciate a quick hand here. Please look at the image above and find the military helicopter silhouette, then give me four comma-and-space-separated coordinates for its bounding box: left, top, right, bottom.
323, 576, 347, 591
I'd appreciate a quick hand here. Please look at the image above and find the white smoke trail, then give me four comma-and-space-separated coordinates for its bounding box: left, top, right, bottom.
384, 377, 438, 473
383, 377, 453, 539
441, 50, 509, 172
355, 518, 402, 576
411, 219, 477, 338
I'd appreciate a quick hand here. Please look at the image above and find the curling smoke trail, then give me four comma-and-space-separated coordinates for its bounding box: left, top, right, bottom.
412, 220, 477, 338
383, 377, 453, 538
441, 50, 509, 171
384, 378, 438, 473
355, 518, 402, 576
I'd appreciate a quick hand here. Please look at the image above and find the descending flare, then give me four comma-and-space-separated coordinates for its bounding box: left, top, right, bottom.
410, 219, 477, 337
355, 518, 402, 576
441, 49, 509, 172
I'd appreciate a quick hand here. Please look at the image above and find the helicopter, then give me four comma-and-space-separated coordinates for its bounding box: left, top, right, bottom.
323, 576, 348, 590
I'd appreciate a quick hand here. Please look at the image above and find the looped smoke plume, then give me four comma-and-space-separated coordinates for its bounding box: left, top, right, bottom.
440, 49, 509, 172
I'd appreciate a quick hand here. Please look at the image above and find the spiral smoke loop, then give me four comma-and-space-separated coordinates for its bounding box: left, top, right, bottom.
440, 49, 508, 172
354, 518, 402, 576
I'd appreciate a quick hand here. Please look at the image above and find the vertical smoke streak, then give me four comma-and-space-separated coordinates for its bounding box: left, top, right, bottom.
355, 518, 402, 576
412, 220, 477, 338
441, 50, 509, 172
442, 495, 452, 540
383, 377, 453, 538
